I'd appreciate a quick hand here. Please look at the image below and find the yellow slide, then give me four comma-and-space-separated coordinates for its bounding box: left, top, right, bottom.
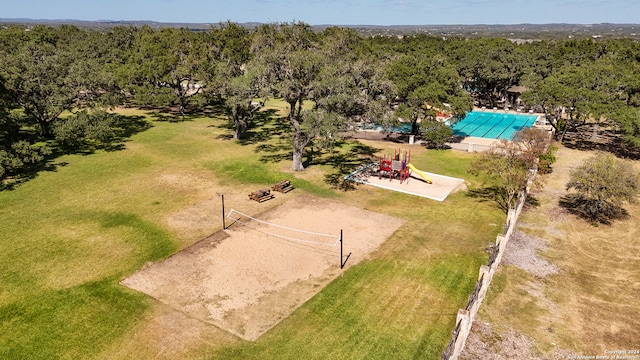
407, 163, 432, 184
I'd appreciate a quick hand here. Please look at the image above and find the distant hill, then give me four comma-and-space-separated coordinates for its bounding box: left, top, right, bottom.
0, 18, 216, 31
1, 18, 639, 40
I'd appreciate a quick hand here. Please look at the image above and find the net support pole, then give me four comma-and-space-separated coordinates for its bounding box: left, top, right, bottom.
340, 229, 343, 269
340, 229, 351, 269
221, 194, 226, 230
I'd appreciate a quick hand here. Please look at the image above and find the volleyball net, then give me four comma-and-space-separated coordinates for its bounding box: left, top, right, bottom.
225, 208, 342, 247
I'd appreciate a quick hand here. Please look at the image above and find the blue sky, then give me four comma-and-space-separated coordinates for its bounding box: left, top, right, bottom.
3, 0, 639, 25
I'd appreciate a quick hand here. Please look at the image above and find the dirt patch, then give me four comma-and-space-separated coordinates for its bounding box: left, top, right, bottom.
502, 230, 559, 278
102, 303, 237, 359
155, 170, 224, 244
165, 198, 218, 239
121, 195, 404, 341
461, 322, 574, 360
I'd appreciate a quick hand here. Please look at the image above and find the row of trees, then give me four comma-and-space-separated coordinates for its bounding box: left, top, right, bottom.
1, 23, 640, 178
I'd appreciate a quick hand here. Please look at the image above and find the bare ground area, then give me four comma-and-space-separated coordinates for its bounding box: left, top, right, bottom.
103, 303, 238, 359
502, 229, 559, 278
461, 146, 640, 358
460, 322, 574, 360
121, 195, 404, 341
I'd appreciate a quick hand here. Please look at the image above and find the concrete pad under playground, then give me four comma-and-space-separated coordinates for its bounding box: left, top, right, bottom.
351, 172, 467, 202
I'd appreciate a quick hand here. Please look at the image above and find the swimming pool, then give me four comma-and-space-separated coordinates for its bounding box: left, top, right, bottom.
449, 111, 538, 140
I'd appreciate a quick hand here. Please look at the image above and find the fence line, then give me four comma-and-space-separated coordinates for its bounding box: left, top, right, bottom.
487, 243, 499, 268
442, 318, 462, 359
465, 273, 484, 312
441, 164, 538, 359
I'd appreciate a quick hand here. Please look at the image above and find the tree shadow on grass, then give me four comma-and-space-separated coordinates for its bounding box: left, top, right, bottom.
424, 142, 452, 150
238, 110, 287, 145
466, 186, 509, 213
313, 141, 381, 191
212, 110, 293, 163
304, 141, 379, 167
381, 134, 408, 144
559, 194, 629, 225
256, 141, 293, 164
149, 111, 209, 123
114, 114, 152, 137
563, 127, 640, 160
0, 156, 68, 191
201, 104, 227, 118
350, 142, 380, 157
211, 108, 285, 144
524, 194, 540, 208
137, 103, 215, 123
252, 137, 380, 191
1, 114, 152, 192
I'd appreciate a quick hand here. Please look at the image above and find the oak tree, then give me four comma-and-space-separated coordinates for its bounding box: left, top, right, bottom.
0, 25, 113, 137
564, 152, 640, 224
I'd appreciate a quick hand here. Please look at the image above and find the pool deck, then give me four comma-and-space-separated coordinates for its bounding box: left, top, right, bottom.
473, 106, 541, 115
459, 136, 500, 147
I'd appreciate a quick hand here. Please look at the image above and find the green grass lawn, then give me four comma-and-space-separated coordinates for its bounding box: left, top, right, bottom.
0, 107, 505, 359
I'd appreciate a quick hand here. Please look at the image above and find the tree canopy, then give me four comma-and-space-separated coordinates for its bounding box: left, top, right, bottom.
0, 25, 116, 137
469, 128, 554, 211
562, 152, 640, 224
2, 23, 640, 180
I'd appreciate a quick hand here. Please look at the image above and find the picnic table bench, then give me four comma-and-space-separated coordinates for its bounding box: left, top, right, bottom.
271, 179, 294, 193
248, 188, 274, 202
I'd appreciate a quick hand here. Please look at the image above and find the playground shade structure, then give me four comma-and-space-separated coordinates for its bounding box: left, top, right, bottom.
450, 111, 538, 140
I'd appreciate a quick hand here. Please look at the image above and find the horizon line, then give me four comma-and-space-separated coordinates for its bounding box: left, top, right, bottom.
1, 17, 639, 27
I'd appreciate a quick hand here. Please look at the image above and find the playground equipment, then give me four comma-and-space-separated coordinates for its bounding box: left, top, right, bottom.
378, 149, 432, 184
407, 163, 432, 184
379, 149, 410, 182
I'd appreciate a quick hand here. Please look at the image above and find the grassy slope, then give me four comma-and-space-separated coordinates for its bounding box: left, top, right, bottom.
0, 106, 504, 359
